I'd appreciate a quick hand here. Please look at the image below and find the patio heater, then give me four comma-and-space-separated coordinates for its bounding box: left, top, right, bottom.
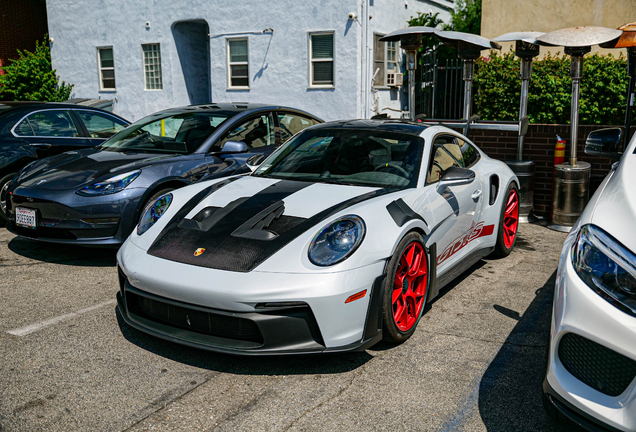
491, 32, 545, 223
434, 31, 502, 131
379, 26, 438, 121
537, 26, 622, 232
602, 23, 636, 150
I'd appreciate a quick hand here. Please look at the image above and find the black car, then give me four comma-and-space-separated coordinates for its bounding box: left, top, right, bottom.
6, 103, 322, 246
0, 101, 130, 222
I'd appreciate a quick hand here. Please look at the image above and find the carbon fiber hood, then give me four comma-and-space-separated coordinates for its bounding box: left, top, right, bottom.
147, 176, 385, 272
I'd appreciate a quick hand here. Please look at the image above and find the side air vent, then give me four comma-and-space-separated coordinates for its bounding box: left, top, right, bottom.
489, 175, 499, 206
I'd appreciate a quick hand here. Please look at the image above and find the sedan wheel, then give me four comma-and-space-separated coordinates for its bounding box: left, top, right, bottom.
0, 173, 17, 225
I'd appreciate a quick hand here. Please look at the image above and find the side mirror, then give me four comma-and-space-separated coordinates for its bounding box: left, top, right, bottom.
219, 140, 248, 154
585, 128, 622, 160
439, 167, 475, 186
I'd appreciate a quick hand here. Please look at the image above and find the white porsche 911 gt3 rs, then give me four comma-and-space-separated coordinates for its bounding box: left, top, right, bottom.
116, 119, 519, 355
544, 128, 636, 432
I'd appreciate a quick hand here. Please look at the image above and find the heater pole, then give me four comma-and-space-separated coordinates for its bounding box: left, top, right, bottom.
518, 58, 532, 160
569, 54, 584, 166
625, 48, 636, 150
463, 59, 474, 120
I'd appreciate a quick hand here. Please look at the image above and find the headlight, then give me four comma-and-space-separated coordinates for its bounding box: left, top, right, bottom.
572, 224, 636, 315
137, 193, 172, 235
308, 215, 365, 266
76, 170, 141, 196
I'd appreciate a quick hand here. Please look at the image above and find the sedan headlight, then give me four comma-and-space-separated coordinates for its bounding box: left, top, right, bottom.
137, 193, 172, 235
572, 224, 636, 315
308, 215, 365, 266
77, 170, 141, 196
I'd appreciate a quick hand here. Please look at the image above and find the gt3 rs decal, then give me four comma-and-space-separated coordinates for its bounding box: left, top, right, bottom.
437, 221, 495, 265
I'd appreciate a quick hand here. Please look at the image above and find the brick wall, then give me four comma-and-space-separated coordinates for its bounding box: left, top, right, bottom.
468, 124, 635, 218
0, 0, 48, 78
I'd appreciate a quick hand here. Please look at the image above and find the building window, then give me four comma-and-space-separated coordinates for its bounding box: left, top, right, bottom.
227, 38, 249, 89
97, 47, 116, 91
309, 32, 334, 87
373, 35, 399, 87
142, 43, 163, 90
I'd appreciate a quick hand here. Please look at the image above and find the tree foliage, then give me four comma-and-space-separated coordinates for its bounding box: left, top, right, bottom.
445, 0, 482, 35
474, 50, 629, 125
0, 36, 73, 102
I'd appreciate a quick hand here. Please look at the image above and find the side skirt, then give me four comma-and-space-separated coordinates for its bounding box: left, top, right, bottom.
432, 246, 494, 299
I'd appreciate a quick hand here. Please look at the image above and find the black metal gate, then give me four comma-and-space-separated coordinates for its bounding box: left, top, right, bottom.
415, 51, 464, 120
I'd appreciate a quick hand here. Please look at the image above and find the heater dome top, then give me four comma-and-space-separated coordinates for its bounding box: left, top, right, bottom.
492, 31, 545, 45
537, 26, 622, 48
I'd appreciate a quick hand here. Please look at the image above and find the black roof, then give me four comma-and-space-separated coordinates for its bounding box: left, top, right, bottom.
140, 102, 322, 122
0, 101, 100, 110
307, 119, 428, 136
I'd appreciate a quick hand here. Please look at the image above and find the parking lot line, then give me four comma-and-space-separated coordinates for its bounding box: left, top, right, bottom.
6, 299, 117, 337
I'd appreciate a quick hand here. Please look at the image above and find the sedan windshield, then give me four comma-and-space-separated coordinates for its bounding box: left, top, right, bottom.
253, 128, 424, 188
99, 112, 230, 154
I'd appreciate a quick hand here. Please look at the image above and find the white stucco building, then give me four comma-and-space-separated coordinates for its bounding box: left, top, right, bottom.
46, 0, 453, 122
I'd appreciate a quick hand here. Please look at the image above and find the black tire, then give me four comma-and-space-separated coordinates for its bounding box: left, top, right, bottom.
0, 172, 17, 225
139, 188, 175, 223
492, 183, 519, 258
381, 231, 430, 343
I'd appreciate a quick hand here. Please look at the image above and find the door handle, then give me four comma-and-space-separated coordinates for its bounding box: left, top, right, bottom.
30, 143, 52, 149
471, 190, 482, 200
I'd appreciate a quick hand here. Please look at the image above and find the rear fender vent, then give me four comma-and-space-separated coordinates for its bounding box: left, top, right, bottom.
489, 175, 500, 206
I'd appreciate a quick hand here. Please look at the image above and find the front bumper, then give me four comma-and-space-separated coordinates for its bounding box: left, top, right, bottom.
545, 233, 636, 431
116, 239, 386, 354
6, 185, 145, 246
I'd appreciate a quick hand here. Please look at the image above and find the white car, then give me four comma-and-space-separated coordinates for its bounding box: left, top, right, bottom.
544, 128, 636, 431
116, 119, 519, 355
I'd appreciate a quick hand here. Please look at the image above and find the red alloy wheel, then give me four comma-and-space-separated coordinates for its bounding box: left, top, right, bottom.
503, 189, 519, 249
392, 242, 428, 332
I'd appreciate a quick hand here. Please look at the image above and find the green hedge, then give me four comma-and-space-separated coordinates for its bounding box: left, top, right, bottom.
474, 50, 629, 125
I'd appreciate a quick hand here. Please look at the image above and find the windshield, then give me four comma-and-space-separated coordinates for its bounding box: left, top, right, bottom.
99, 112, 230, 154
253, 128, 424, 188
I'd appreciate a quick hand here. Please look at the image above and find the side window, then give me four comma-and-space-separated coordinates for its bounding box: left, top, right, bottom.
457, 137, 480, 168
77, 111, 127, 138
26, 111, 80, 138
217, 114, 275, 150
426, 135, 465, 185
277, 113, 320, 143
14, 118, 34, 136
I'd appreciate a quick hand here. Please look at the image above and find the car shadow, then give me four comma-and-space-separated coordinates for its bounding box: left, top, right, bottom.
115, 307, 373, 375
477, 271, 584, 431
7, 236, 117, 267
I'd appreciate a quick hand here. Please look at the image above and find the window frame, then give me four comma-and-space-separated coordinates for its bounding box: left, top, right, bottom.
308, 31, 336, 89
97, 46, 116, 92
373, 34, 399, 89
141, 43, 163, 91
425, 133, 465, 186
226, 37, 250, 90
11, 109, 84, 139
74, 109, 129, 139
213, 112, 276, 151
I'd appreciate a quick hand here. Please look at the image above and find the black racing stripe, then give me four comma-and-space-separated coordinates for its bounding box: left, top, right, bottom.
148, 180, 312, 271
148, 179, 403, 272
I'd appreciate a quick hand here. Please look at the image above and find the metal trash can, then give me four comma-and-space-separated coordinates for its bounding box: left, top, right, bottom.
505, 160, 535, 223
549, 162, 591, 232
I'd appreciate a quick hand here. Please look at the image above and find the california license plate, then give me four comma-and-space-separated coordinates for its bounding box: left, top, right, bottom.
15, 207, 37, 229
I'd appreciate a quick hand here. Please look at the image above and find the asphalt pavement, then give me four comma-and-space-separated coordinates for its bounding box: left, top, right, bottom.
0, 223, 581, 431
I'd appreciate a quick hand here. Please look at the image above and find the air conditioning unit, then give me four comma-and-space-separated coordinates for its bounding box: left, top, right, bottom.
387, 73, 403, 87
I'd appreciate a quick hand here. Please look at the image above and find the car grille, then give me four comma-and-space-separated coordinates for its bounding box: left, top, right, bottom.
126, 291, 263, 344
558, 333, 636, 397
11, 224, 77, 240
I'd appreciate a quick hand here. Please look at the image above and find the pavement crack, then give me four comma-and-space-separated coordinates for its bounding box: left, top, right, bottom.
121, 371, 219, 432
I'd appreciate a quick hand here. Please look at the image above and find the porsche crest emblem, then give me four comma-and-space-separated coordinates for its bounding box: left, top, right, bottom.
194, 248, 206, 257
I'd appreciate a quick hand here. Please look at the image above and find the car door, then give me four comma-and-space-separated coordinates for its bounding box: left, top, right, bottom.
73, 109, 128, 146
424, 133, 484, 268
208, 112, 278, 173
12, 109, 91, 159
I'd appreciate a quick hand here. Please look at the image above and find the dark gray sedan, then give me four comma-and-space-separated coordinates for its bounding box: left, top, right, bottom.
5, 103, 321, 246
